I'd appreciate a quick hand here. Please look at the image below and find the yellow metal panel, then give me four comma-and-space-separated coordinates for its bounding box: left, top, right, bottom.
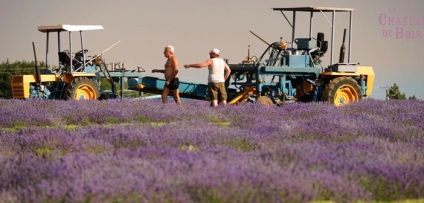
320, 72, 360, 77
11, 76, 25, 98
11, 74, 57, 99
62, 73, 96, 83
357, 66, 375, 97
11, 73, 96, 99
320, 66, 375, 98
23, 74, 57, 83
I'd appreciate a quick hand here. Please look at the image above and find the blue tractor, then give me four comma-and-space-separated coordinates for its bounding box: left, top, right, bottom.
225, 7, 375, 106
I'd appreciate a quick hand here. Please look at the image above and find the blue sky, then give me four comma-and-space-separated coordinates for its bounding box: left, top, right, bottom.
1, 0, 423, 99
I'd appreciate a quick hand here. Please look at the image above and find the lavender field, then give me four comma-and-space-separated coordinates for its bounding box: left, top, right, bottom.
0, 98, 423, 202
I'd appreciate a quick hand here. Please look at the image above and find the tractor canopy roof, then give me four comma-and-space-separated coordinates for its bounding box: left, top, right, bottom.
38, 24, 104, 33
272, 7, 355, 12
36, 24, 104, 71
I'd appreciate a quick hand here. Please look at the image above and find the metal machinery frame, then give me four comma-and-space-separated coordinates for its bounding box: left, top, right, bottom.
275, 7, 355, 65
226, 7, 374, 105
11, 7, 374, 105
12, 24, 147, 99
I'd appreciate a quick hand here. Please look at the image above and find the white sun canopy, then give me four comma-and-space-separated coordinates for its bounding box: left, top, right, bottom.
38, 24, 104, 33
37, 24, 104, 71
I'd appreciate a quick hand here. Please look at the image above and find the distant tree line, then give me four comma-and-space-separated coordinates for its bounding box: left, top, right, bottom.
0, 60, 47, 98
387, 83, 417, 100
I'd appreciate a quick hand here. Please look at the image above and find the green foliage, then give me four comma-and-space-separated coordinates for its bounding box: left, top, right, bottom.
384, 83, 417, 100
0, 72, 12, 98
0, 60, 48, 98
223, 137, 260, 152
0, 59, 47, 75
99, 77, 141, 98
99, 77, 112, 90
34, 147, 53, 158
408, 95, 417, 100
387, 83, 406, 100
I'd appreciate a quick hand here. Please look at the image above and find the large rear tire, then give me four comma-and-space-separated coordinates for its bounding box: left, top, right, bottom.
322, 76, 362, 106
63, 77, 101, 100
257, 96, 273, 105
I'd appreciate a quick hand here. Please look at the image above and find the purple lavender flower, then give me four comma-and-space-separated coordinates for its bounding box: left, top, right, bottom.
0, 98, 423, 202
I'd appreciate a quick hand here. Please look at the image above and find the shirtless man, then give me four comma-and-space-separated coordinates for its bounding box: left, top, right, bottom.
152, 45, 182, 105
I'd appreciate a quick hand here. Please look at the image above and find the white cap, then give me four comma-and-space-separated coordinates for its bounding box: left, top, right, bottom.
209, 48, 220, 55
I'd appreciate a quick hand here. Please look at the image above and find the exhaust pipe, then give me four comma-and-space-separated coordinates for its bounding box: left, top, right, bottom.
339, 29, 347, 64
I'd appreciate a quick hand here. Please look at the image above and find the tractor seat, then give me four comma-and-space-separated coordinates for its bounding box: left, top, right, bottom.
314, 32, 328, 57
74, 49, 88, 63
58, 52, 71, 66
296, 38, 315, 50
309, 33, 328, 66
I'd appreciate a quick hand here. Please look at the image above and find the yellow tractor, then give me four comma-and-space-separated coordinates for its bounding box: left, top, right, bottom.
11, 24, 144, 100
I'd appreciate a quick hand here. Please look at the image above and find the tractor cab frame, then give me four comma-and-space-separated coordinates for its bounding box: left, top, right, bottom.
273, 7, 355, 66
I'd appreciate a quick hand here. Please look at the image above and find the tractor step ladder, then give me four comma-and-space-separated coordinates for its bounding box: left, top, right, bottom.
51, 69, 66, 99
95, 58, 117, 95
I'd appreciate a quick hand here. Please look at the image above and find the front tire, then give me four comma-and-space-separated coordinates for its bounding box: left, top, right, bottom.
257, 96, 273, 105
322, 76, 362, 106
63, 77, 101, 100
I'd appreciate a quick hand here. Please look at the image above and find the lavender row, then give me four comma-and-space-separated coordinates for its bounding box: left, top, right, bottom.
1, 99, 423, 128
1, 99, 422, 145
0, 98, 423, 202
1, 141, 423, 202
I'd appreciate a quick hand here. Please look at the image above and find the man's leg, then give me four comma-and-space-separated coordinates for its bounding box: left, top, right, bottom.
218, 96, 227, 105
218, 83, 227, 106
208, 83, 219, 107
211, 100, 218, 107
171, 89, 182, 105
162, 88, 170, 103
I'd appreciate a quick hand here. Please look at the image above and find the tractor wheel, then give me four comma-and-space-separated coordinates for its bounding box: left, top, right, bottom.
322, 76, 362, 106
63, 77, 101, 100
257, 96, 273, 105
295, 80, 314, 102
99, 93, 110, 100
